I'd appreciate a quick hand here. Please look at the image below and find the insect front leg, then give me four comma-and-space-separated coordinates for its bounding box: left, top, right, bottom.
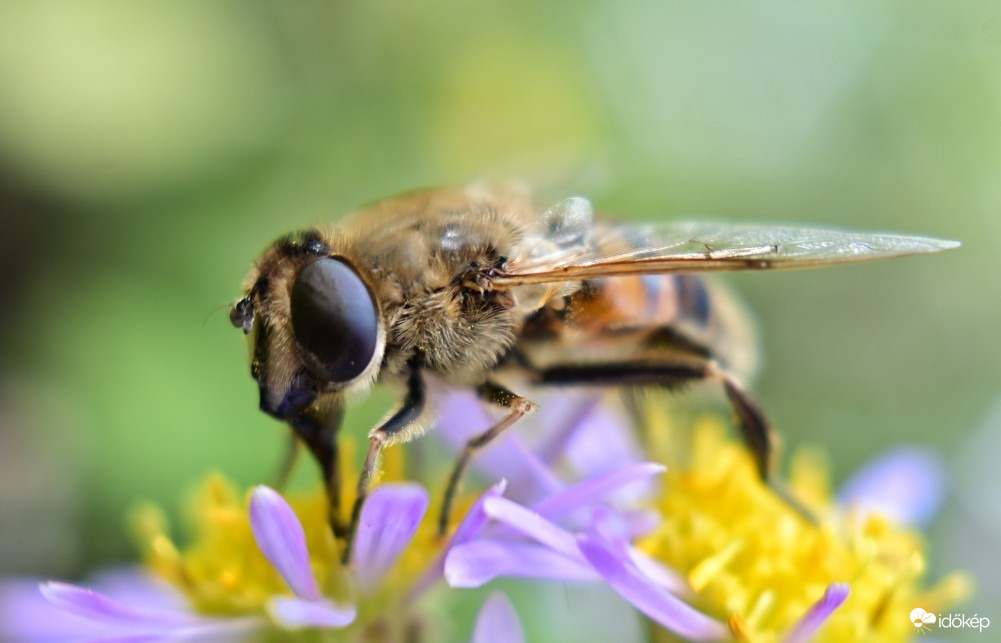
272, 431, 301, 491
288, 397, 346, 535
342, 367, 426, 564
438, 382, 536, 537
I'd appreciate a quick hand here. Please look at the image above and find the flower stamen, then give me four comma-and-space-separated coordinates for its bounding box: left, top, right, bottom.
689, 539, 743, 592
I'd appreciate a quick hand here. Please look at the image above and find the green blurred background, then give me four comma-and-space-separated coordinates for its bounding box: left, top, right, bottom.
1, 0, 999, 638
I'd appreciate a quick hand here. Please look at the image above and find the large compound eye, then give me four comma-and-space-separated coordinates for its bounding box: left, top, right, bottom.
291, 257, 379, 382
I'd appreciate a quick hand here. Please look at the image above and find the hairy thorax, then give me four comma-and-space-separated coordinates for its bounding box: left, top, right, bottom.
333, 188, 533, 385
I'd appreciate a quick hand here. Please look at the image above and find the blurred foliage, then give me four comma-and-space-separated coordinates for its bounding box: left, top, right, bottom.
0, 0, 999, 637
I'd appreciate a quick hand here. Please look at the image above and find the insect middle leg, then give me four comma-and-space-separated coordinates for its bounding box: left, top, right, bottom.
437, 382, 536, 537
342, 367, 426, 564
535, 356, 775, 481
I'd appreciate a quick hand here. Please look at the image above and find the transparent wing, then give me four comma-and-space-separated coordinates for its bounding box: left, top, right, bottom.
498, 201, 959, 287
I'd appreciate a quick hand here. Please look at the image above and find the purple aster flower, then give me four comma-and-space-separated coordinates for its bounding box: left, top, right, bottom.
449, 473, 855, 641
440, 417, 963, 640
220, 482, 431, 630
1, 483, 429, 640
443, 462, 727, 640
0, 387, 656, 642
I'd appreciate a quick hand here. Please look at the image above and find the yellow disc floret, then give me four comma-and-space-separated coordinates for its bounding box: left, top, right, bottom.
128, 438, 453, 620
131, 473, 340, 614
639, 416, 970, 642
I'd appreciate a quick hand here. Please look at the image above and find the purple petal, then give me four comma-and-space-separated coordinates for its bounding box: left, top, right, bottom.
589, 503, 635, 544
449, 479, 509, 547
163, 618, 264, 641
587, 506, 692, 598
250, 486, 321, 600
617, 509, 662, 539
2, 570, 257, 642
481, 496, 583, 561
39, 582, 199, 627
562, 403, 649, 489
838, 447, 945, 526
87, 567, 192, 613
408, 480, 508, 601
445, 540, 598, 588
4, 576, 262, 641
785, 583, 850, 643
268, 596, 356, 630
435, 391, 564, 504
531, 462, 667, 523
577, 532, 726, 641
473, 592, 525, 643
534, 394, 603, 464
352, 483, 429, 593
1, 578, 155, 641
627, 547, 690, 596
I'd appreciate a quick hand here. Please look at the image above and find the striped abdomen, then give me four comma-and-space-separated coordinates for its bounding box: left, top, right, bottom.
517, 272, 758, 381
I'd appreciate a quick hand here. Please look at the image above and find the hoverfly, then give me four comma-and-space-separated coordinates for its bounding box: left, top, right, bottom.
229, 183, 958, 560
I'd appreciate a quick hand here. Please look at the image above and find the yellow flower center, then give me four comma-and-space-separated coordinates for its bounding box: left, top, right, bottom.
128, 438, 451, 617
638, 411, 970, 642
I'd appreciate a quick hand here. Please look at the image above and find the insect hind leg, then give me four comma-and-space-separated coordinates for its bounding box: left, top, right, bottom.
706, 362, 774, 479
536, 357, 819, 523
535, 357, 773, 480
702, 365, 818, 523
